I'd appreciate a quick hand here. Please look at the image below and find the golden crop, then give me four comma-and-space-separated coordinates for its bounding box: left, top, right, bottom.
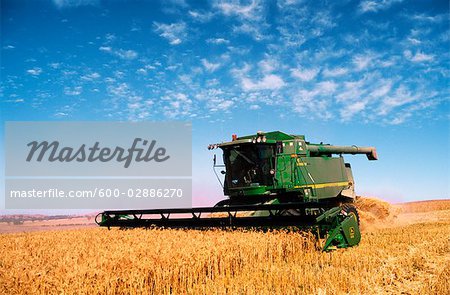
399, 200, 450, 213
0, 201, 449, 295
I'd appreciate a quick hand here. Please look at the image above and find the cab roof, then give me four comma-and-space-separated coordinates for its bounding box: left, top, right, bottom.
237, 131, 305, 141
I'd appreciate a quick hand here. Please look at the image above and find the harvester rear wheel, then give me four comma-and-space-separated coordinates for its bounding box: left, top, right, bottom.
341, 204, 360, 225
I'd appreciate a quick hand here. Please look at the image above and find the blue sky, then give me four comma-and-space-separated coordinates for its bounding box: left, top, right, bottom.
1, 0, 449, 212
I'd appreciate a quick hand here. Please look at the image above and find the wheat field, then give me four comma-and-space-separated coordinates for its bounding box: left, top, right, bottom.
0, 199, 449, 295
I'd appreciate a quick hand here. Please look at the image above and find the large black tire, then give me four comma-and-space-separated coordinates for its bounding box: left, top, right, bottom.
341, 203, 360, 225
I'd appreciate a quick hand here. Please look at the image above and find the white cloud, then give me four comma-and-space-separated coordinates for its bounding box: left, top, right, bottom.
311, 11, 336, 34
409, 28, 431, 37
290, 68, 319, 81
153, 22, 187, 45
166, 65, 178, 71
99, 46, 138, 60
206, 38, 230, 45
233, 61, 285, 92
293, 89, 332, 119
411, 13, 446, 23
352, 54, 373, 71
53, 0, 98, 9
136, 68, 147, 75
105, 33, 116, 42
163, 92, 193, 118
411, 52, 434, 63
108, 83, 129, 97
54, 112, 69, 117
105, 83, 154, 120
3, 45, 15, 49
3, 98, 24, 103
276, 3, 336, 48
215, 0, 263, 20
216, 100, 234, 111
378, 86, 420, 115
115, 49, 138, 60
241, 74, 285, 91
340, 100, 367, 121
62, 70, 77, 76
370, 80, 393, 98
114, 71, 125, 79
64, 86, 82, 96
201, 59, 221, 72
26, 68, 42, 76
277, 0, 304, 7
276, 26, 306, 47
249, 104, 260, 110
232, 22, 268, 41
383, 87, 416, 108
188, 10, 214, 22
195, 88, 234, 113
259, 59, 279, 73
313, 47, 347, 61
403, 50, 412, 59
49, 62, 61, 69
322, 67, 348, 77
125, 95, 153, 121
179, 74, 192, 84
99, 46, 112, 52
128, 102, 140, 110
404, 50, 434, 62
407, 37, 421, 45
131, 23, 141, 32
359, 0, 403, 13
104, 77, 116, 83
81, 72, 101, 81
336, 79, 365, 102
293, 80, 347, 120
380, 57, 397, 67
215, 0, 267, 41
389, 113, 411, 125
317, 81, 337, 94
294, 81, 338, 102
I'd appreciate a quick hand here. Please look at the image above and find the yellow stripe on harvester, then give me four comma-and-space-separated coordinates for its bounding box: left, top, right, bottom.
294, 181, 350, 189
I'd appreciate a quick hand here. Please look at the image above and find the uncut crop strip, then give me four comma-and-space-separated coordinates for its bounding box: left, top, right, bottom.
1, 211, 449, 295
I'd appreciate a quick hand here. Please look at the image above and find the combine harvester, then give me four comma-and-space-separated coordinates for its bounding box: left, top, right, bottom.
97, 131, 377, 251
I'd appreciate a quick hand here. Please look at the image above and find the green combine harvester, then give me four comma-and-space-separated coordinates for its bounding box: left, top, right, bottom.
97, 131, 378, 251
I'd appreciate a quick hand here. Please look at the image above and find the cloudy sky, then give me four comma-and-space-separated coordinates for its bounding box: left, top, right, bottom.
1, 0, 449, 210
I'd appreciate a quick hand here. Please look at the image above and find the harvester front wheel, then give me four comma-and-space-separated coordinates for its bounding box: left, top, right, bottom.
341, 204, 360, 225
319, 204, 362, 251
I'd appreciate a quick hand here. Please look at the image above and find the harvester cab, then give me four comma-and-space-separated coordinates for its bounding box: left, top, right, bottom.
97, 131, 377, 251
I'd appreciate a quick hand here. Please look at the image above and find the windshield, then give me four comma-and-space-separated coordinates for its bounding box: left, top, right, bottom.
223, 144, 275, 188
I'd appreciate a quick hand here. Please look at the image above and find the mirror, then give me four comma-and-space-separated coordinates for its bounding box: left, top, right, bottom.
276, 141, 283, 153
